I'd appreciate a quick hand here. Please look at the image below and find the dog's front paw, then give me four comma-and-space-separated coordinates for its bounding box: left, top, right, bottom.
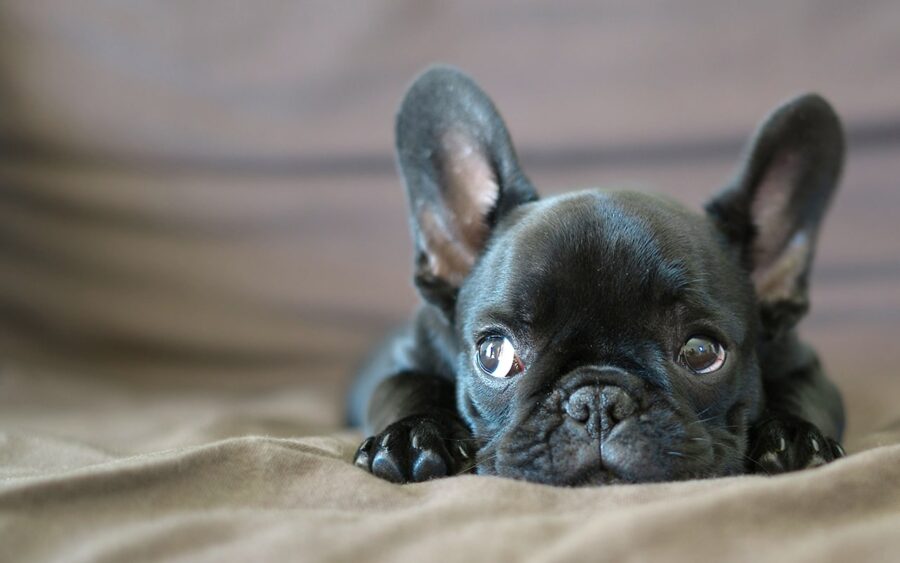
353, 414, 475, 483
747, 414, 845, 475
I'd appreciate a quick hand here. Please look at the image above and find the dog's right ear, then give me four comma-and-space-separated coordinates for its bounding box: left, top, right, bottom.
396, 66, 538, 317
706, 94, 844, 339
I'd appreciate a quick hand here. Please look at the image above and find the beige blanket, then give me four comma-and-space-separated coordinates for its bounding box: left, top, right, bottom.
1, 364, 898, 563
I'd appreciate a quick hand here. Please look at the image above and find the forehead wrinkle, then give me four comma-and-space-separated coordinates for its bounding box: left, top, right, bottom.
604, 192, 735, 305
471, 189, 743, 337
592, 196, 691, 304
494, 191, 698, 309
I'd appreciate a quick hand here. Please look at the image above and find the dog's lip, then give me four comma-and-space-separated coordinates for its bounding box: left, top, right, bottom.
558, 462, 625, 486
478, 435, 629, 486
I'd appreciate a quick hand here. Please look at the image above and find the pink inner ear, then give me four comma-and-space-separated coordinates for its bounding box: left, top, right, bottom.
751, 151, 800, 270
441, 129, 499, 246
753, 231, 810, 303
750, 150, 809, 302
416, 130, 499, 286
417, 206, 475, 288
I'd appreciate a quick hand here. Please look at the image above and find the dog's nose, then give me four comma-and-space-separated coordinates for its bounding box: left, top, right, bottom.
565, 385, 637, 434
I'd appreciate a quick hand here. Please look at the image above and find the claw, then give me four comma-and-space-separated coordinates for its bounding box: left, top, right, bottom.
809, 437, 820, 453
353, 437, 374, 469
354, 449, 370, 470
829, 439, 846, 458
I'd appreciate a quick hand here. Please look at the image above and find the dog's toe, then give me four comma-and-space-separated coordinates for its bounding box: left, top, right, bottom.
371, 448, 406, 483
412, 449, 448, 481
353, 414, 472, 484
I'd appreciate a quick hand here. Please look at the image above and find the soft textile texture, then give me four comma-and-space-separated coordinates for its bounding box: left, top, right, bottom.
2, 365, 900, 563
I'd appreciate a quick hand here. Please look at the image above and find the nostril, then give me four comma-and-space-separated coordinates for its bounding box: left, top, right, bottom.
565, 387, 594, 422
602, 387, 637, 423
565, 385, 638, 432
565, 385, 637, 431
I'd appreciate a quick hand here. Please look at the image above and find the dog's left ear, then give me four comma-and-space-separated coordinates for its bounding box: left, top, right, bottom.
396, 66, 538, 317
706, 94, 844, 338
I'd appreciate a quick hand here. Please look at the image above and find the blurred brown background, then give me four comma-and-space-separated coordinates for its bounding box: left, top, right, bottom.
1, 1, 898, 447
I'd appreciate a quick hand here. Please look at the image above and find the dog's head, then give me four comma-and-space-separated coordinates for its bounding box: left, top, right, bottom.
396, 67, 843, 485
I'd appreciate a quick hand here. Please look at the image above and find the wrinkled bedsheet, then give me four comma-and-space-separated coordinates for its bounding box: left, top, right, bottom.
2, 363, 899, 563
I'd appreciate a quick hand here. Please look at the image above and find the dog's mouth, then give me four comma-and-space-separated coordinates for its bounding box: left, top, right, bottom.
473, 435, 629, 486
472, 399, 746, 486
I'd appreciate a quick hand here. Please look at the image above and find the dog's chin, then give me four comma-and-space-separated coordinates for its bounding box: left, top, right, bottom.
477, 460, 629, 487
475, 447, 692, 487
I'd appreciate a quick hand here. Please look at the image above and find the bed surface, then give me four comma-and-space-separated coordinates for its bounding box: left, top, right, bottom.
2, 365, 900, 562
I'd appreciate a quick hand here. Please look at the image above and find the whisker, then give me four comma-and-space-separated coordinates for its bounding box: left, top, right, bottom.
666, 449, 709, 464
443, 437, 486, 445
687, 416, 717, 426
461, 449, 504, 474
741, 451, 769, 475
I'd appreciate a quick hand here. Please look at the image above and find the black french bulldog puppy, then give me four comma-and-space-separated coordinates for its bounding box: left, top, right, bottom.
348, 66, 845, 485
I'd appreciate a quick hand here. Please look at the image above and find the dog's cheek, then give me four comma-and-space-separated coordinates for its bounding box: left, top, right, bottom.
490, 414, 574, 483
488, 392, 605, 484
456, 377, 509, 438
602, 401, 744, 482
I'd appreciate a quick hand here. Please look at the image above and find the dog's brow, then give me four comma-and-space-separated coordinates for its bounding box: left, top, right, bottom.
473, 310, 529, 335
649, 261, 690, 303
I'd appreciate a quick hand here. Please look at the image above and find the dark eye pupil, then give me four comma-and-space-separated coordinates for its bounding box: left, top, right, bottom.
682, 337, 720, 371
478, 337, 503, 373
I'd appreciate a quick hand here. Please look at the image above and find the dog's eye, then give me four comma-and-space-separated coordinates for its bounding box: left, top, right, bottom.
476, 335, 523, 378
679, 336, 726, 374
